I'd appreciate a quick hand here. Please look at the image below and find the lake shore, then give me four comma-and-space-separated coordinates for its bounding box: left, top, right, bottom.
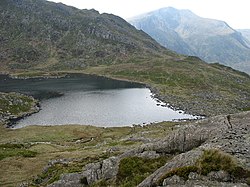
0, 92, 40, 127
1, 72, 197, 128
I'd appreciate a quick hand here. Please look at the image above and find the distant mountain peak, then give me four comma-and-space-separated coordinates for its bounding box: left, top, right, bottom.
129, 7, 250, 74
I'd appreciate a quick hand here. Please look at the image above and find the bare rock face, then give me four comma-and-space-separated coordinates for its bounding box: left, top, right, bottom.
81, 156, 120, 184
138, 149, 203, 187
48, 111, 250, 187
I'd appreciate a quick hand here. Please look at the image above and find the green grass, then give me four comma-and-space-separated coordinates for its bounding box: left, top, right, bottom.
0, 92, 37, 119
0, 143, 37, 160
241, 107, 250, 111
33, 154, 111, 186
83, 58, 250, 117
157, 149, 250, 186
116, 156, 170, 187
197, 149, 249, 178
0, 121, 176, 186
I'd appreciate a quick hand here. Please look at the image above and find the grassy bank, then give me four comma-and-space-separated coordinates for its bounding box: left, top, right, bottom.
0, 121, 177, 186
4, 53, 250, 117
82, 57, 250, 116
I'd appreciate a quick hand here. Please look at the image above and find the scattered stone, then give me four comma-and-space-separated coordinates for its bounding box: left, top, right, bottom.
188, 172, 201, 180
163, 175, 185, 185
48, 112, 250, 187
137, 151, 160, 159
208, 170, 231, 182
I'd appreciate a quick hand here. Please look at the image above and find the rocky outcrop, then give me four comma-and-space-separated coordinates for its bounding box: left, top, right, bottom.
138, 112, 250, 187
48, 111, 250, 186
48, 173, 85, 187
0, 92, 40, 126
162, 174, 249, 187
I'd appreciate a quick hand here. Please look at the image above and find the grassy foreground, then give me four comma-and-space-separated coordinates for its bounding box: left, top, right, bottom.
0, 121, 177, 186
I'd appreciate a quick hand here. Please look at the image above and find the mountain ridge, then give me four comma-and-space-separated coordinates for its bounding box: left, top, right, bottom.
129, 7, 250, 74
0, 0, 169, 72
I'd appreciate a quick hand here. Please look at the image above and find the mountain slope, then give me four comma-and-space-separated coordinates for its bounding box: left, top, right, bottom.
129, 7, 250, 74
0, 0, 167, 71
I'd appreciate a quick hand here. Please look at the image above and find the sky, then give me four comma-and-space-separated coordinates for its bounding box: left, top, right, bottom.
49, 0, 250, 29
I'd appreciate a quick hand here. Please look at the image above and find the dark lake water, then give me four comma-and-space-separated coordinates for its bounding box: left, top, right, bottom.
0, 74, 198, 128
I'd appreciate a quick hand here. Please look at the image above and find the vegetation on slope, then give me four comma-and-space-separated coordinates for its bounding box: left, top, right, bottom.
0, 0, 167, 72
116, 156, 170, 187
84, 56, 250, 116
0, 121, 177, 186
0, 143, 37, 160
157, 149, 250, 185
0, 92, 39, 125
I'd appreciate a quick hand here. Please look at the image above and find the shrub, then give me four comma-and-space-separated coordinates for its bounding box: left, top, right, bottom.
117, 156, 169, 187
157, 149, 250, 186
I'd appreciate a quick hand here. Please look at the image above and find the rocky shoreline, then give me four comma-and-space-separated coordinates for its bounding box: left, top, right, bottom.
85, 72, 244, 117
0, 92, 40, 127
1, 72, 203, 128
3, 71, 246, 118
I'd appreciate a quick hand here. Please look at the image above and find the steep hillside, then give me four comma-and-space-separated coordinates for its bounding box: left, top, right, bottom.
129, 7, 250, 74
0, 0, 166, 72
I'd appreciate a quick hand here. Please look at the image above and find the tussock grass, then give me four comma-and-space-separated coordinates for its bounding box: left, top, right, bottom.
157, 149, 250, 186
116, 156, 170, 187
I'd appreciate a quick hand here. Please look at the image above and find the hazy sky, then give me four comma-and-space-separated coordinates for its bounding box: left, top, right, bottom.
49, 0, 250, 29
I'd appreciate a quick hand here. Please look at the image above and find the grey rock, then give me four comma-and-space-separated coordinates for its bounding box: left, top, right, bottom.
138, 149, 203, 187
101, 156, 120, 179
188, 172, 201, 180
81, 156, 120, 185
47, 173, 85, 187
207, 170, 230, 182
48, 112, 250, 187
162, 175, 185, 185
137, 151, 160, 159
82, 162, 102, 184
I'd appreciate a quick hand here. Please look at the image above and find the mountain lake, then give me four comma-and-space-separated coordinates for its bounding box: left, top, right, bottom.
0, 74, 199, 128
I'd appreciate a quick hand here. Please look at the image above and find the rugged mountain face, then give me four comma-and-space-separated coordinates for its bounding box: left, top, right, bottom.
129, 7, 250, 74
0, 0, 166, 71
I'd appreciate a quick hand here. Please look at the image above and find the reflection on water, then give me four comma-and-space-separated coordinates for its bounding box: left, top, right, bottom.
0, 74, 199, 128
